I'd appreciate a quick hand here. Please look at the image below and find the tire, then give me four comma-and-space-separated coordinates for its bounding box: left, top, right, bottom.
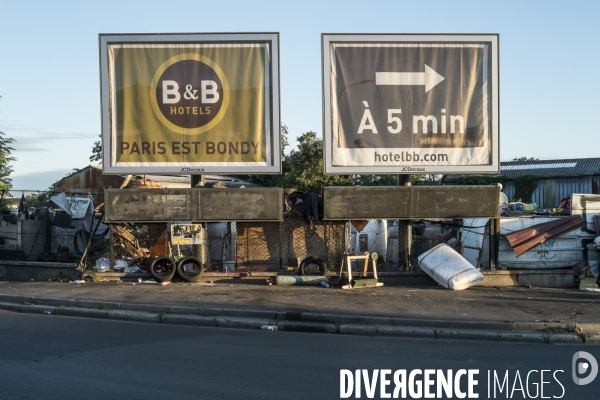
73, 229, 90, 255
176, 256, 204, 283
299, 257, 326, 276
150, 256, 176, 282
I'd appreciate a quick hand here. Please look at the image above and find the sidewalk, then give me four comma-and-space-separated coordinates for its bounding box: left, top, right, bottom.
1, 280, 599, 344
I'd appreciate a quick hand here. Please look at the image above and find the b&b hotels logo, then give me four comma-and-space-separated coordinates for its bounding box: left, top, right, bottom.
150, 54, 229, 134
339, 351, 597, 398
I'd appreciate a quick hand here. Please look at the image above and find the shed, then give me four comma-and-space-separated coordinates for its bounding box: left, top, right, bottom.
53, 165, 260, 205
442, 158, 600, 209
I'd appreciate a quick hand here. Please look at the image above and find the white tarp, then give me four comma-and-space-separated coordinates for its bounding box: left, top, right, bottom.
50, 194, 93, 220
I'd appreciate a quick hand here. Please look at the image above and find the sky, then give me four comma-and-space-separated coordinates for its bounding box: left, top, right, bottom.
0, 0, 599, 190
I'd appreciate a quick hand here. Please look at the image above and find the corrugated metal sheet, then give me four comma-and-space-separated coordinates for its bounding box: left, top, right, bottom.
501, 177, 593, 209
54, 166, 260, 203
497, 217, 594, 269
54, 165, 124, 204
444, 157, 600, 182
505, 215, 585, 256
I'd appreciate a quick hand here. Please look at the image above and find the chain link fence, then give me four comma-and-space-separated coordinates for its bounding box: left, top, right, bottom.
0, 189, 96, 263
82, 217, 489, 275
0, 189, 491, 274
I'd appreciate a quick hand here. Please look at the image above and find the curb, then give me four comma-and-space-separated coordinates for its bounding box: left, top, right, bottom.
0, 295, 595, 344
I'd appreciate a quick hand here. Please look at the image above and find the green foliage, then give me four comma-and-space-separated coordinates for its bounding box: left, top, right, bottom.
457, 175, 506, 185
353, 175, 397, 186
236, 127, 353, 192
412, 174, 443, 186
235, 126, 446, 192
513, 156, 539, 162
286, 131, 353, 192
513, 174, 538, 203
233, 124, 290, 187
90, 139, 102, 164
26, 186, 54, 208
0, 96, 16, 190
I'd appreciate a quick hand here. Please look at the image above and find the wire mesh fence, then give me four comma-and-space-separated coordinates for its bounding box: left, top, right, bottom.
0, 189, 491, 275
0, 189, 97, 263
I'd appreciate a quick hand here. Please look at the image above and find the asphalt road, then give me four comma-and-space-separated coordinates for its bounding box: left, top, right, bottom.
1, 310, 599, 399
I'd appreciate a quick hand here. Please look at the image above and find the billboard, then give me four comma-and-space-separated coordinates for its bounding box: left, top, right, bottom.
322, 34, 499, 174
99, 33, 280, 174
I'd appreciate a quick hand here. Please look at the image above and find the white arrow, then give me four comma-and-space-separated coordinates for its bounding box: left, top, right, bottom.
376, 64, 445, 93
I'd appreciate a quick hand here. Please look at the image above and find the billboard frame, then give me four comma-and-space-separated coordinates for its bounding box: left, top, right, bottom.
99, 32, 281, 175
322, 33, 499, 175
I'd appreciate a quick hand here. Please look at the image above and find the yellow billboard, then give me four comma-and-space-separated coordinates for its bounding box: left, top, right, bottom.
100, 33, 280, 174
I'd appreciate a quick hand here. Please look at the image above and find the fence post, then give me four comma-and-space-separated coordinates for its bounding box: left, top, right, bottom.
398, 175, 412, 270
494, 217, 500, 269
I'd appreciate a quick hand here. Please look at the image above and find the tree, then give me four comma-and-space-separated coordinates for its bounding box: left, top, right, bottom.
26, 185, 54, 209
233, 124, 290, 187
513, 174, 538, 203
457, 175, 506, 185
512, 157, 539, 162
411, 174, 443, 186
353, 174, 397, 186
285, 131, 353, 192
0, 96, 16, 190
90, 138, 102, 164
238, 126, 447, 191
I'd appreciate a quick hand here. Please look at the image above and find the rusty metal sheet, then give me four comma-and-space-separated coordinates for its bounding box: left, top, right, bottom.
323, 186, 499, 220
505, 217, 572, 247
104, 188, 282, 223
505, 215, 586, 257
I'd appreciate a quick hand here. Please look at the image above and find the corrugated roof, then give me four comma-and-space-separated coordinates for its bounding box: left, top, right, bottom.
443, 158, 600, 182
128, 174, 260, 188
56, 166, 260, 189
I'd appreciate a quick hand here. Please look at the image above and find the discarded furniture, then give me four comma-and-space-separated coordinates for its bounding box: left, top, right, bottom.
338, 251, 383, 289
418, 244, 484, 290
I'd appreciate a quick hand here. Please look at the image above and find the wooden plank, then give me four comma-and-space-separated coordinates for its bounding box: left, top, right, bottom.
571, 193, 600, 231
570, 193, 600, 210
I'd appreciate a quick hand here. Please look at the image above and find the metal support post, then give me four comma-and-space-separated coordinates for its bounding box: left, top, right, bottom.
398, 175, 412, 270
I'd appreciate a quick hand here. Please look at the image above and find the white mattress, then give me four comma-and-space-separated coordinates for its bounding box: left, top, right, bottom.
417, 244, 484, 290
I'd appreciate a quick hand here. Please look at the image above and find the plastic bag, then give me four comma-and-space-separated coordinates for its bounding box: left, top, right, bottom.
114, 259, 129, 271
94, 257, 110, 271
124, 266, 142, 274
590, 262, 599, 278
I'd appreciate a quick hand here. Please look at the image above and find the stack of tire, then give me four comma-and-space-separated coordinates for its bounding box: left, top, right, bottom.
149, 256, 204, 283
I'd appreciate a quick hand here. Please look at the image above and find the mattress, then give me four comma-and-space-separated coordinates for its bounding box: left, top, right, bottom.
417, 243, 484, 290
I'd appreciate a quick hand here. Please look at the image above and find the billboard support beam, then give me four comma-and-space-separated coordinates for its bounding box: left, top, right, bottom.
191, 175, 205, 188
397, 175, 412, 270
